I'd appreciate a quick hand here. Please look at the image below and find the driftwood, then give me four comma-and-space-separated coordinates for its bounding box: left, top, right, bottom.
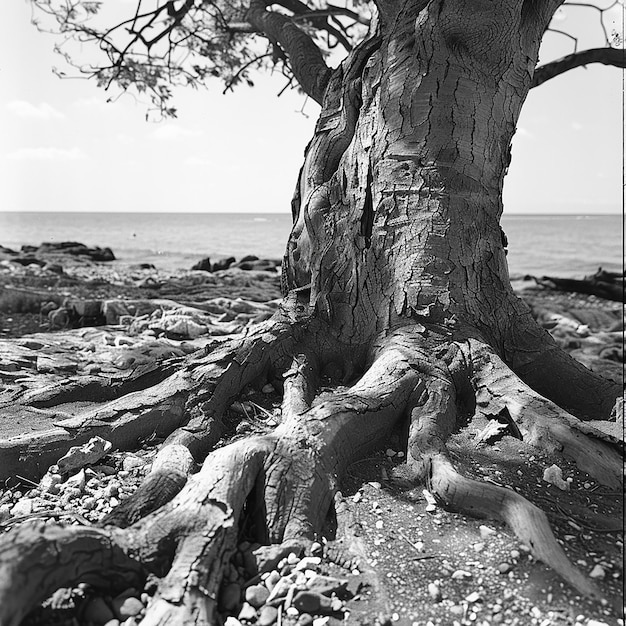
533, 268, 624, 303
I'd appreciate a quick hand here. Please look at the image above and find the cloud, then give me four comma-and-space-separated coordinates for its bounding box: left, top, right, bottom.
6, 100, 64, 120
7, 147, 85, 161
152, 125, 202, 141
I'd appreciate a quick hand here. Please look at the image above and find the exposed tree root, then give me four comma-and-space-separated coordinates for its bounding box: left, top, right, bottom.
0, 317, 621, 622
470, 339, 623, 488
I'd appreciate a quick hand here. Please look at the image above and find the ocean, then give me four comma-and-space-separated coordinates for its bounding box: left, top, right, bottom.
0, 212, 623, 280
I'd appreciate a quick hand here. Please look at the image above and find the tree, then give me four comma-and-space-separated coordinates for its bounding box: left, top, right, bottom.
0, 1, 624, 624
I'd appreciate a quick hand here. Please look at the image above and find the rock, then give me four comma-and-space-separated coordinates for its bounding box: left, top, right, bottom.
57, 436, 113, 474
219, 582, 241, 612
543, 464, 570, 490
10, 498, 35, 517
427, 582, 442, 601
104, 620, 121, 626
122, 454, 145, 471
292, 590, 332, 614
589, 564, 605, 579
112, 594, 144, 620
297, 615, 315, 626
224, 618, 243, 626
310, 541, 323, 556
451, 570, 472, 580
83, 596, 115, 624
240, 255, 259, 263
264, 570, 281, 591
465, 591, 482, 603
305, 574, 347, 596
44, 263, 64, 274
262, 383, 275, 394
479, 525, 496, 539
245, 584, 270, 608
64, 468, 86, 493
212, 256, 236, 271
39, 471, 62, 494
258, 605, 279, 626
496, 562, 512, 574
238, 602, 257, 621
191, 257, 212, 272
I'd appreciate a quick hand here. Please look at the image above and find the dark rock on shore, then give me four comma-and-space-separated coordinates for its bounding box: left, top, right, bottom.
21, 242, 116, 263
190, 255, 279, 273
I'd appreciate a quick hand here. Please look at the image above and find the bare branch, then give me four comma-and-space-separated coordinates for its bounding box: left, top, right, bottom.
532, 46, 626, 87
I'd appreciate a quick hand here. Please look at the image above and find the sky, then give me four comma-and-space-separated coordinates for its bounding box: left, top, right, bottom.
0, 1, 623, 215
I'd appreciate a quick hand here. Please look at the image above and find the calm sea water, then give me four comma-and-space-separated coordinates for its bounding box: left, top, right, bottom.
0, 212, 622, 279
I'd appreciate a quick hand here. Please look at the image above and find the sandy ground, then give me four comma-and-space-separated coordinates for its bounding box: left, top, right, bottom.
0, 253, 623, 626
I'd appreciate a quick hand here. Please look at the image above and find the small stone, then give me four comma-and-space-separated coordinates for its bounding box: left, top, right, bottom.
264, 570, 281, 591
83, 597, 115, 624
295, 556, 321, 572
122, 455, 145, 471
450, 605, 464, 616
543, 464, 569, 490
496, 563, 512, 574
10, 499, 35, 517
83, 497, 97, 511
57, 436, 113, 474
492, 604, 502, 613
428, 582, 442, 601
39, 472, 63, 494
112, 595, 144, 620
425, 504, 437, 513
375, 520, 384, 529
224, 618, 243, 626
465, 591, 481, 603
386, 449, 396, 457
238, 602, 257, 621
451, 570, 472, 580
589, 564, 605, 579
220, 582, 241, 611
368, 481, 382, 489
258, 605, 279, 626
104, 620, 121, 626
297, 615, 315, 626
510, 550, 520, 559
479, 525, 496, 539
293, 590, 331, 614
245, 584, 270, 608
587, 621, 610, 626
262, 383, 275, 394
310, 541, 323, 556
287, 552, 300, 564
472, 542, 484, 552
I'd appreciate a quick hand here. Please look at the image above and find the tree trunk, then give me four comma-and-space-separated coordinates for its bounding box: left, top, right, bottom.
0, 2, 622, 623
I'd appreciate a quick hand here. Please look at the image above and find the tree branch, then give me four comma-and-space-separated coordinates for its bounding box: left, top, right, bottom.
245, 0, 332, 104
532, 47, 626, 88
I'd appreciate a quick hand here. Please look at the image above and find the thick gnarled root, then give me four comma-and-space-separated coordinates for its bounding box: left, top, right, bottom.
470, 339, 623, 488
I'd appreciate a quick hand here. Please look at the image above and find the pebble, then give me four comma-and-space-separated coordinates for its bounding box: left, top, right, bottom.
428, 582, 442, 601
497, 563, 512, 574
245, 584, 270, 608
472, 542, 484, 552
224, 618, 243, 626
587, 621, 610, 626
261, 383, 274, 394
238, 602, 257, 621
293, 590, 331, 614
297, 615, 315, 626
113, 595, 144, 620
465, 591, 481, 603
310, 541, 323, 556
122, 455, 145, 471
589, 564, 605, 579
10, 498, 35, 517
451, 570, 472, 580
258, 605, 279, 625
479, 525, 496, 539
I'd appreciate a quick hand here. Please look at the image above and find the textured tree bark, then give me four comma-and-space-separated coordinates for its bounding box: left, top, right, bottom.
0, 1, 622, 622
